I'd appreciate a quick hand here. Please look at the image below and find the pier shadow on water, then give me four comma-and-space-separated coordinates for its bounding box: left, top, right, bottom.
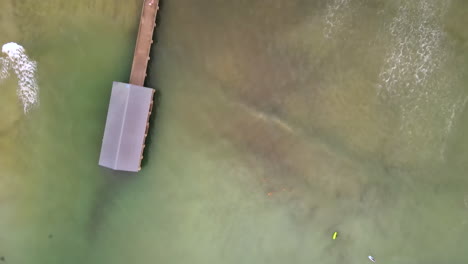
140, 89, 161, 169
140, 3, 164, 169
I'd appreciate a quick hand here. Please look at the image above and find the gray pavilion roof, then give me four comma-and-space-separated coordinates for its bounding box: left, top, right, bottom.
99, 82, 154, 172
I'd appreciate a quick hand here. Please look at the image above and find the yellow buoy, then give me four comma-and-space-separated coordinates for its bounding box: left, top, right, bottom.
332, 231, 338, 240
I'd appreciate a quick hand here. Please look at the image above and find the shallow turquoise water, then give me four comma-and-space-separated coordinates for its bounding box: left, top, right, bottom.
1, 0, 468, 263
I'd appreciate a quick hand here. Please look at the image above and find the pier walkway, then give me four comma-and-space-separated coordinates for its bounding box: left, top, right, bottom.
99, 0, 159, 172
129, 0, 160, 86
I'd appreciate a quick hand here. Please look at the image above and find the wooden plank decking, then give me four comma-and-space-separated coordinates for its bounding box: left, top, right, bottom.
129, 0, 160, 86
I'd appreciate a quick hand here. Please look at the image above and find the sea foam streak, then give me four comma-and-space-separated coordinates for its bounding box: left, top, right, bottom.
378, 0, 447, 95
0, 42, 39, 113
378, 0, 463, 161
323, 0, 352, 38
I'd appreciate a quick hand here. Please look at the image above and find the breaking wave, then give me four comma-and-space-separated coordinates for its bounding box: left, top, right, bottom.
0, 42, 39, 113
378, 0, 447, 95
378, 0, 464, 161
323, 0, 352, 38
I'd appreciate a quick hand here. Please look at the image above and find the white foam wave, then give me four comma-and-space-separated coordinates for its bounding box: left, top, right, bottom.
323, 0, 352, 38
378, 0, 447, 96
0, 57, 11, 79
377, 0, 463, 162
0, 42, 39, 113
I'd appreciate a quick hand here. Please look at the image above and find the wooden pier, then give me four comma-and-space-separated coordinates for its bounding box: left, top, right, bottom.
130, 0, 160, 86
99, 0, 159, 172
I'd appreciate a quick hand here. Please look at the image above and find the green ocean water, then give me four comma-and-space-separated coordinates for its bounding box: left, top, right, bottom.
1, 0, 468, 263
